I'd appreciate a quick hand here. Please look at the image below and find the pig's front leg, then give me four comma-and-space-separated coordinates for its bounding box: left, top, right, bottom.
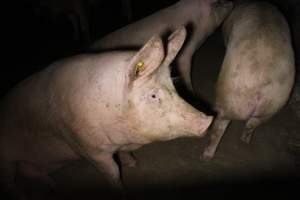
118, 151, 137, 168
66, 132, 124, 190
118, 144, 142, 168
176, 31, 200, 93
88, 152, 123, 190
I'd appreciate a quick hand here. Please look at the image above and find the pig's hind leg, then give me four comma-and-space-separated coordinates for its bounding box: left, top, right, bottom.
17, 162, 56, 188
201, 116, 231, 160
241, 116, 269, 144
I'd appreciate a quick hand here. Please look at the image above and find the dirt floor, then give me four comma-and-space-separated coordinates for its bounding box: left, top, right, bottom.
10, 29, 299, 200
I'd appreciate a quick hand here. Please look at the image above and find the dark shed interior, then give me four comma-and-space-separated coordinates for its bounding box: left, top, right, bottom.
1, 0, 300, 199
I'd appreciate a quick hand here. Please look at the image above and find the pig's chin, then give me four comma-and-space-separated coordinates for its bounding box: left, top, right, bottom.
180, 128, 206, 138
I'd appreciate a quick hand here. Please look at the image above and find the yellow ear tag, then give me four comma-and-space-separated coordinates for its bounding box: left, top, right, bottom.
135, 61, 145, 76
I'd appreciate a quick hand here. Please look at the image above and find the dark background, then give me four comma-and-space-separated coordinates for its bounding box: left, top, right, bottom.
2, 0, 178, 97
1, 0, 300, 199
2, 0, 300, 96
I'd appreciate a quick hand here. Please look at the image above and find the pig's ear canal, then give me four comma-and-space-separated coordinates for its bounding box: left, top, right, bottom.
162, 26, 187, 67
128, 35, 165, 81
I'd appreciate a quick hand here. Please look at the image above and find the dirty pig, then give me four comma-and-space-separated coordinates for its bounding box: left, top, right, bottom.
201, 1, 295, 160
0, 27, 212, 199
90, 0, 233, 92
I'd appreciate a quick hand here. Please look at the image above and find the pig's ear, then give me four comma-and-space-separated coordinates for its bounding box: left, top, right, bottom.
128, 35, 165, 81
162, 26, 187, 67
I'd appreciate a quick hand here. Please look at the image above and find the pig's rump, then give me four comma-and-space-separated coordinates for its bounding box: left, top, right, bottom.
201, 1, 295, 161
215, 41, 294, 120
0, 128, 79, 176
0, 69, 81, 176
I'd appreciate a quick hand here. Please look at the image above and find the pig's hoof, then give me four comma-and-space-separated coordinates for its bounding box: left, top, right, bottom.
240, 133, 252, 144
200, 151, 214, 161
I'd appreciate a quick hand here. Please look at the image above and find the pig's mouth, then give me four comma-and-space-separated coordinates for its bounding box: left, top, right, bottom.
180, 114, 213, 138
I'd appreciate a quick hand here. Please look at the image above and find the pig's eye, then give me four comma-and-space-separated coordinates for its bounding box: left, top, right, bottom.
148, 92, 161, 104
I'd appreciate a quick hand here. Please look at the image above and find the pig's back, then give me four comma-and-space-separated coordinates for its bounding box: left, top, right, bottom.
90, 1, 192, 51
216, 2, 295, 119
223, 2, 291, 46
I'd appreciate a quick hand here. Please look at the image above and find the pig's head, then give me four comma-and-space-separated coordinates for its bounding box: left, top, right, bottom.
198, 0, 233, 34
123, 27, 213, 142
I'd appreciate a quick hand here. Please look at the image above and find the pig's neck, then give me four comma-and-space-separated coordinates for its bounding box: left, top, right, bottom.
96, 58, 128, 114
95, 54, 150, 145
177, 0, 210, 16
176, 0, 212, 39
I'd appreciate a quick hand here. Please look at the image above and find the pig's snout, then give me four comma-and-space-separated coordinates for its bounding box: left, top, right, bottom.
195, 114, 213, 137
182, 112, 213, 137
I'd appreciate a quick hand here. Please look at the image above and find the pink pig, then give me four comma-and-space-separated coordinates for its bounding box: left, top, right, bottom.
201, 1, 295, 160
0, 27, 212, 198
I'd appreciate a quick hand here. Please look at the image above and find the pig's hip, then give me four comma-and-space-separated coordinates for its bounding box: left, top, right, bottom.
215, 80, 288, 121
1, 132, 80, 173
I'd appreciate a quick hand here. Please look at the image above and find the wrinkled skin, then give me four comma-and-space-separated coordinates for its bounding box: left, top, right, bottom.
0, 27, 212, 198
90, 0, 233, 92
201, 1, 295, 160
